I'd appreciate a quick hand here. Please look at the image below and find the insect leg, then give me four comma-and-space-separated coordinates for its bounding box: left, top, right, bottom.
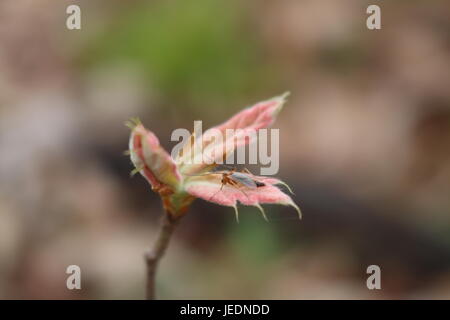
209, 182, 225, 201
184, 172, 223, 177
241, 167, 254, 175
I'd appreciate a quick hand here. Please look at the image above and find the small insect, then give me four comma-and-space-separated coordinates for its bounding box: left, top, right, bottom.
194, 167, 266, 201
218, 168, 265, 189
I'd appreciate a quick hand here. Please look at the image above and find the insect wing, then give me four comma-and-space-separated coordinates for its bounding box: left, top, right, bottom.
230, 172, 257, 189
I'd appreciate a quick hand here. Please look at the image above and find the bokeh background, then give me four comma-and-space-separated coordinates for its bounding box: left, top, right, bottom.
1, 0, 450, 299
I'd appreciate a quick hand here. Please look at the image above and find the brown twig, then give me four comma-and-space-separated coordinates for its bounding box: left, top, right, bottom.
144, 212, 181, 300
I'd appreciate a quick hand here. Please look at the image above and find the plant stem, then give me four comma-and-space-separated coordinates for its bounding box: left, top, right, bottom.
144, 212, 180, 300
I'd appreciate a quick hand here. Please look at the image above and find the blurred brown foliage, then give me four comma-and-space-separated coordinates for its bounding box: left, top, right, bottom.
0, 0, 449, 299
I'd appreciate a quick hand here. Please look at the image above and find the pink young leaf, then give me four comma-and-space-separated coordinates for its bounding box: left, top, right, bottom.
177, 93, 289, 175
127, 119, 182, 192
184, 173, 301, 222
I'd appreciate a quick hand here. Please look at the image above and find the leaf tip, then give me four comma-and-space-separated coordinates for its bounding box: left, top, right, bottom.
280, 91, 291, 100
254, 204, 269, 222
291, 202, 302, 220
125, 117, 142, 130
233, 205, 240, 224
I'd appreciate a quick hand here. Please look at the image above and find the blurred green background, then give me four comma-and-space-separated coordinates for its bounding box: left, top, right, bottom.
0, 0, 450, 299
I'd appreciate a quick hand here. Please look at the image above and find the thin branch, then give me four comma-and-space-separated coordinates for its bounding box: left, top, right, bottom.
144, 212, 180, 300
